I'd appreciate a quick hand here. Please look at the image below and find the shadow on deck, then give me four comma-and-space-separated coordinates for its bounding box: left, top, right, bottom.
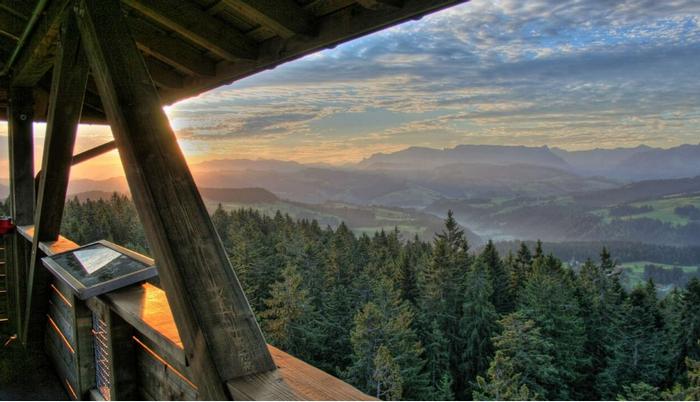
0, 328, 68, 401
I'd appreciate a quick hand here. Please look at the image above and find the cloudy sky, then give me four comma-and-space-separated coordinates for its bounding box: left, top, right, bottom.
2, 0, 700, 177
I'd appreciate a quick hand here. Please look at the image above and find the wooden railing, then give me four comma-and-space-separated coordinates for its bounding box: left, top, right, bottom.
13, 226, 374, 401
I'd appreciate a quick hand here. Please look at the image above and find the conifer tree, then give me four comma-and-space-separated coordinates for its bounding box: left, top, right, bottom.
460, 260, 500, 396
668, 278, 700, 383
260, 264, 320, 362
479, 240, 512, 314
577, 257, 625, 399
422, 319, 451, 391
418, 210, 471, 395
509, 242, 532, 301
600, 282, 666, 397
434, 373, 455, 401
346, 278, 431, 400
616, 382, 660, 401
373, 345, 403, 400
518, 257, 588, 399
474, 312, 557, 400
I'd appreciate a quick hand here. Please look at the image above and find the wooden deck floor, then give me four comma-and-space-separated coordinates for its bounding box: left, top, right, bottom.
0, 329, 68, 401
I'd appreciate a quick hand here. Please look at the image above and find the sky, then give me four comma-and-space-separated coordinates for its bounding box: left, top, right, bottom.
2, 0, 699, 178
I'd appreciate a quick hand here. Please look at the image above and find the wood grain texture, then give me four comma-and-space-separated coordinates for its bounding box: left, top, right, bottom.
75, 0, 274, 398
122, 0, 258, 61
17, 226, 80, 256
9, 0, 70, 87
105, 282, 375, 401
217, 0, 314, 38
7, 85, 34, 339
23, 13, 88, 347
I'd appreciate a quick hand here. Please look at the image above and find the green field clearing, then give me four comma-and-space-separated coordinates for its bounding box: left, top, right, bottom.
354, 224, 427, 238
619, 261, 699, 294
626, 195, 700, 224
593, 195, 700, 225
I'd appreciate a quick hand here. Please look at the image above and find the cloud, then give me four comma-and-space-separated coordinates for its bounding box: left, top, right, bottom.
151, 0, 700, 160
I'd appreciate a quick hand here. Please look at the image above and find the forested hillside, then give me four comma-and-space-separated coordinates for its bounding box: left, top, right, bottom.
58, 194, 700, 400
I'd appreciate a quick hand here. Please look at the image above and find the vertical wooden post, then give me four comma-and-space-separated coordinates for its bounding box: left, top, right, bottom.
23, 14, 89, 346
74, 301, 97, 400
88, 297, 138, 400
7, 86, 34, 338
75, 0, 275, 398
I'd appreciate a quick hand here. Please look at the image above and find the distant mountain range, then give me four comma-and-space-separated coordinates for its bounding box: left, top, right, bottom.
2, 143, 698, 210
358, 144, 570, 170
361, 143, 700, 181
552, 144, 700, 180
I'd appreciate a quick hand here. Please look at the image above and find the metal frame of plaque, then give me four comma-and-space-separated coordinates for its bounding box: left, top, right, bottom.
41, 240, 157, 300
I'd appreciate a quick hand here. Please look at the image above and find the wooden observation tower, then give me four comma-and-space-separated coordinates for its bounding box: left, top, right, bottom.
0, 0, 467, 399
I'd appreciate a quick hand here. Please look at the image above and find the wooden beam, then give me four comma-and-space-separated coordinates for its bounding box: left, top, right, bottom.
217, 0, 314, 39
161, 0, 468, 105
357, 0, 403, 10
6, 86, 34, 338
0, 6, 26, 40
72, 140, 117, 166
22, 14, 89, 346
122, 0, 258, 62
75, 0, 275, 399
9, 0, 70, 87
34, 140, 117, 191
7, 86, 34, 226
144, 57, 184, 89
127, 17, 215, 77
0, 0, 35, 19
87, 296, 138, 400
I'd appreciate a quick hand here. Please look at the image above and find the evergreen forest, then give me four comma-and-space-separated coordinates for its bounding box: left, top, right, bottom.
59, 194, 700, 400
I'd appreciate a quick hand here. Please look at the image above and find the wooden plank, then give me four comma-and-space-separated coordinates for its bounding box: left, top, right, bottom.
0, 0, 34, 20
160, 0, 469, 105
7, 86, 34, 338
23, 13, 89, 346
104, 282, 374, 400
217, 0, 314, 38
74, 300, 96, 399
127, 17, 215, 77
144, 56, 184, 89
17, 225, 80, 256
9, 0, 70, 87
89, 296, 138, 400
103, 283, 184, 355
71, 141, 117, 166
7, 86, 34, 226
48, 299, 75, 346
0, 6, 26, 40
34, 141, 118, 192
135, 337, 199, 401
75, 0, 274, 398
357, 0, 403, 10
122, 0, 258, 62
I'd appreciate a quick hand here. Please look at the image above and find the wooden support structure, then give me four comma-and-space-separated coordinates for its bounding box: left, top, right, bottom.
0, 0, 466, 399
7, 0, 70, 87
87, 296, 138, 400
23, 14, 89, 346
75, 0, 275, 397
121, 0, 258, 62
127, 17, 215, 77
7, 86, 34, 338
217, 0, 314, 39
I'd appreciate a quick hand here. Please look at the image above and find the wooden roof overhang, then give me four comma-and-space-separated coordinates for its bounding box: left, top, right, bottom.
0, 0, 468, 122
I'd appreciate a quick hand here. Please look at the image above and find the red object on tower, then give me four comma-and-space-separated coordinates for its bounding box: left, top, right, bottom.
0, 216, 15, 235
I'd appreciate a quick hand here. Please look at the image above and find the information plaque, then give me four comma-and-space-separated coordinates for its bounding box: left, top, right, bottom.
41, 240, 158, 300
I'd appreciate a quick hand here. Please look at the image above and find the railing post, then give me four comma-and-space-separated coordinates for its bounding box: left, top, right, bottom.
75, 0, 275, 398
7, 86, 34, 338
22, 13, 88, 347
